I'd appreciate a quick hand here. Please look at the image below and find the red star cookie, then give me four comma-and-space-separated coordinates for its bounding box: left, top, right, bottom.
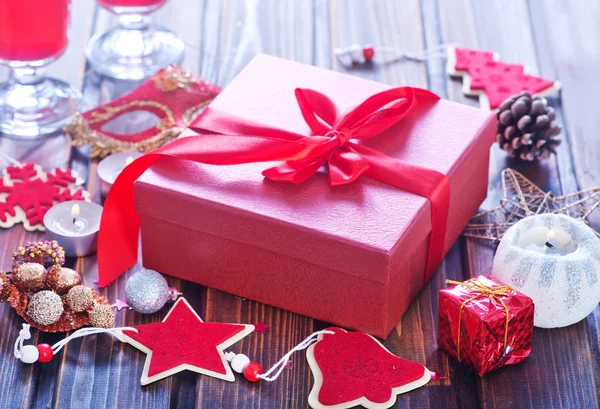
307, 327, 432, 409
118, 298, 254, 385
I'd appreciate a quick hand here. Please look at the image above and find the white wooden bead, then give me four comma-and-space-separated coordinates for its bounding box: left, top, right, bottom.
20, 345, 40, 364
349, 44, 365, 64
230, 354, 250, 373
334, 47, 353, 67
333, 47, 346, 56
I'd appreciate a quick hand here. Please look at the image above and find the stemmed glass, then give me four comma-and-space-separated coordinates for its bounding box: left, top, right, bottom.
0, 0, 81, 138
86, 0, 185, 80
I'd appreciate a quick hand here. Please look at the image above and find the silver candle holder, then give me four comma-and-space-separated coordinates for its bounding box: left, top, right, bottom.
43, 200, 103, 257
97, 151, 143, 196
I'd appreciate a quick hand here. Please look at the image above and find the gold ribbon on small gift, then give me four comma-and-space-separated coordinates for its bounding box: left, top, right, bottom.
445, 278, 514, 362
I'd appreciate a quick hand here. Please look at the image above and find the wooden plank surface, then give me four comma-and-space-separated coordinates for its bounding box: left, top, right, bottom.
0, 1, 598, 408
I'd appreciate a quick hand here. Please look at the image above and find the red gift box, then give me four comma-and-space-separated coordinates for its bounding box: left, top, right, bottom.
438, 275, 534, 375
133, 54, 496, 338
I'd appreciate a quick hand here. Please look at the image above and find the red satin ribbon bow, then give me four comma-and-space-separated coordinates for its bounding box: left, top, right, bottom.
97, 86, 450, 287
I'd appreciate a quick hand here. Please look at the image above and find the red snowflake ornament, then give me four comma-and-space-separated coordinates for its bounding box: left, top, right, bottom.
307, 327, 434, 409
447, 46, 560, 110
0, 163, 90, 231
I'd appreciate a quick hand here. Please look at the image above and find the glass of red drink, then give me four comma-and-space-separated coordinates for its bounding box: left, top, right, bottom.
87, 0, 184, 80
0, 0, 81, 137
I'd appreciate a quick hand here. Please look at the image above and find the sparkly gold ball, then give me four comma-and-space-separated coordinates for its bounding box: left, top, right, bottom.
0, 273, 11, 302
13, 263, 47, 292
65, 285, 94, 312
47, 266, 82, 295
89, 304, 116, 328
27, 290, 64, 325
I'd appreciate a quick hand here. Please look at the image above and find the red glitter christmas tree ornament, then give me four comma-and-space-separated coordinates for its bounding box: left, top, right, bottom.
306, 328, 434, 409
118, 298, 255, 385
0, 163, 90, 231
447, 46, 560, 110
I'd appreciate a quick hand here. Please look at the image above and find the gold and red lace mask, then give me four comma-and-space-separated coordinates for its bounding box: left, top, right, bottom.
65, 65, 221, 159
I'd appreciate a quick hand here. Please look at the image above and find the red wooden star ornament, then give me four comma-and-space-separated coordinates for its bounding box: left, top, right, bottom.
118, 298, 254, 385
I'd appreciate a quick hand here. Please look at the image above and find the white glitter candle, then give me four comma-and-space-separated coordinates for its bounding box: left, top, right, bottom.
492, 214, 600, 328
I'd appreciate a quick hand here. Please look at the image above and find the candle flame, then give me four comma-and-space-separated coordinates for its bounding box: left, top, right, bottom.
125, 156, 134, 166
547, 229, 555, 240
71, 203, 80, 217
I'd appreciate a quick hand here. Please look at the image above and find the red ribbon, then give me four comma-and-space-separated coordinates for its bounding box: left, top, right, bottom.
97, 87, 450, 287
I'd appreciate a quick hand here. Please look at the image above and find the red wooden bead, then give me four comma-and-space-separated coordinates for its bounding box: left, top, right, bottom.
243, 361, 263, 382
36, 344, 54, 363
363, 45, 375, 61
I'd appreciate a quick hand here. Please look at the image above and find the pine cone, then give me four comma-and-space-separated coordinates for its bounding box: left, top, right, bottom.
496, 91, 561, 161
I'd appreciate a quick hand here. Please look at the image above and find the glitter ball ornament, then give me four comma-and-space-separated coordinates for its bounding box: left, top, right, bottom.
13, 263, 47, 292
0, 272, 11, 302
492, 214, 600, 328
65, 285, 94, 312
27, 291, 64, 325
125, 269, 170, 314
12, 240, 66, 269
46, 266, 82, 295
89, 304, 116, 328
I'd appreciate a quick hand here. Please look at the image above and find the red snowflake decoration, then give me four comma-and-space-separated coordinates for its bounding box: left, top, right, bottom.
0, 163, 90, 231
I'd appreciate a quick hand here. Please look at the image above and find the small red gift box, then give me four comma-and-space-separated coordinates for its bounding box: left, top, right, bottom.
133, 55, 496, 338
438, 275, 534, 375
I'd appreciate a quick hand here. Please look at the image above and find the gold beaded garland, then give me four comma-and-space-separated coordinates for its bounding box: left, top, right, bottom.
12, 263, 47, 292
89, 304, 116, 328
65, 285, 95, 312
27, 291, 64, 325
12, 240, 66, 269
0, 273, 11, 302
46, 266, 82, 295
7, 240, 113, 332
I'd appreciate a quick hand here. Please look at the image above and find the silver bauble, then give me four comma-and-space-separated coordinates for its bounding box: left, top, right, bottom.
125, 269, 170, 314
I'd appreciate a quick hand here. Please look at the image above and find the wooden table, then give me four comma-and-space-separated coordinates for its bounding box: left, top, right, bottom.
1, 1, 598, 408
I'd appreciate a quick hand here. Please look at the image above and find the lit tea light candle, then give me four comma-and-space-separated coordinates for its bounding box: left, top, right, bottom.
522, 226, 575, 256
43, 200, 103, 257
71, 203, 87, 231
492, 214, 600, 328
97, 151, 143, 196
